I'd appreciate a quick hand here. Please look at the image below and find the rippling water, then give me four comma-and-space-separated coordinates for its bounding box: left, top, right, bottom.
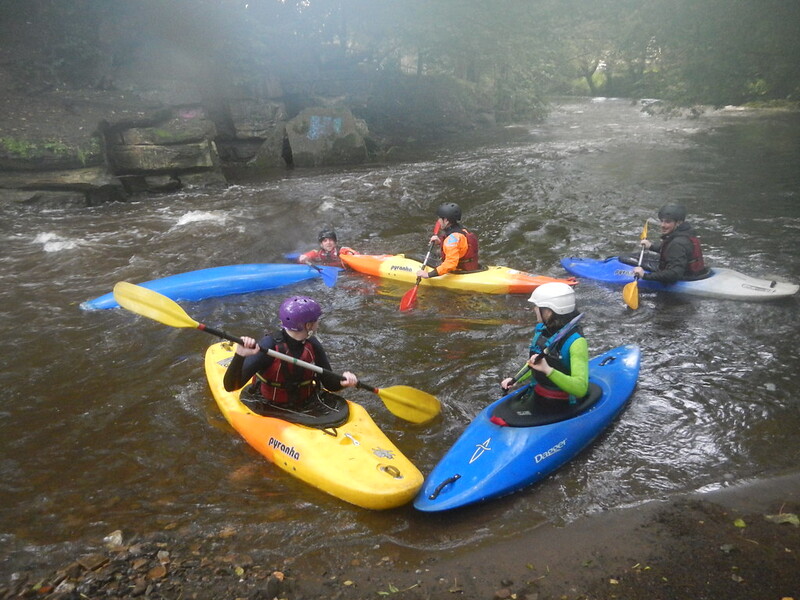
2, 98, 798, 572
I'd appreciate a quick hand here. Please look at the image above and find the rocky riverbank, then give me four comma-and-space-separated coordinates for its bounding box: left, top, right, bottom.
0, 31, 501, 210
2, 473, 799, 600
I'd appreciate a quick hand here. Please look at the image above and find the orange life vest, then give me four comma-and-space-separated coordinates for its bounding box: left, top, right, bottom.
438, 225, 480, 271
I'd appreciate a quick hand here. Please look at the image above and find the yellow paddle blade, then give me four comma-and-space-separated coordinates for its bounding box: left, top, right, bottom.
113, 282, 199, 329
376, 385, 441, 424
640, 220, 649, 240
622, 280, 639, 310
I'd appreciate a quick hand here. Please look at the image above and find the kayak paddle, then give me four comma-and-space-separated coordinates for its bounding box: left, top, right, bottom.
113, 281, 440, 424
287, 251, 338, 287
309, 264, 339, 287
622, 220, 649, 310
400, 221, 441, 312
505, 312, 585, 387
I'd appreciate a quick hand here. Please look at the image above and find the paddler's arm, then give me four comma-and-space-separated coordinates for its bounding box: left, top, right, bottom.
223, 336, 271, 391
500, 362, 534, 390
298, 249, 321, 265
637, 240, 689, 284
534, 337, 590, 398
416, 232, 465, 278
310, 338, 358, 390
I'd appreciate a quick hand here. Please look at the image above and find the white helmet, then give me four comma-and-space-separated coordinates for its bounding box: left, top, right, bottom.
528, 282, 575, 315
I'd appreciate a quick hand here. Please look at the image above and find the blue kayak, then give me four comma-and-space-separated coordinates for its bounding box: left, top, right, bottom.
81, 263, 338, 310
414, 345, 640, 512
561, 256, 798, 301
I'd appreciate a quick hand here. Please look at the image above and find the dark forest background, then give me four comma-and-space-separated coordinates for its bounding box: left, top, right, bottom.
2, 0, 799, 133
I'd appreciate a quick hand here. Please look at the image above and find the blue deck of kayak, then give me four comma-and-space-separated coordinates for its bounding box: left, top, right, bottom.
80, 263, 331, 310
414, 344, 640, 512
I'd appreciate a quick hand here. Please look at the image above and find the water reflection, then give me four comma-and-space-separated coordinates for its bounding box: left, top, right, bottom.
1, 99, 799, 571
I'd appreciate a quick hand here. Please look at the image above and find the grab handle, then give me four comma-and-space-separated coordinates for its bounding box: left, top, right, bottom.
428, 474, 461, 500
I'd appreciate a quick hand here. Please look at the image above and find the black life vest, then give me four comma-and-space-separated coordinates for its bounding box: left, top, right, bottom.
253, 334, 318, 405
660, 233, 707, 277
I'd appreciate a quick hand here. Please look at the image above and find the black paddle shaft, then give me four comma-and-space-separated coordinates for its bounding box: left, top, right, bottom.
507, 312, 585, 385
198, 323, 379, 394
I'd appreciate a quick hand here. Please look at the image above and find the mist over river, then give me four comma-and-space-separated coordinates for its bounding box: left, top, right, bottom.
1, 98, 798, 573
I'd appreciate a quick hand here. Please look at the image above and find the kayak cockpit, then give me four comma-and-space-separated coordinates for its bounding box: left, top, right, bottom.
490, 383, 602, 427
240, 391, 350, 428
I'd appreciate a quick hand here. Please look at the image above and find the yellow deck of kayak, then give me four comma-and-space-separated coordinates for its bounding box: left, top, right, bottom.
341, 253, 577, 294
204, 342, 423, 510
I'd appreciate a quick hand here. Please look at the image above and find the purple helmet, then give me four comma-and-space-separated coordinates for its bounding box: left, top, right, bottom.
279, 296, 322, 331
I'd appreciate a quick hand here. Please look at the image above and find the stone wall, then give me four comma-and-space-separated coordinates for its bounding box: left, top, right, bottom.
0, 95, 370, 207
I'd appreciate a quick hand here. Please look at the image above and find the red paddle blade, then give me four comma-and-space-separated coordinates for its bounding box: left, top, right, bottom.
399, 221, 439, 312
399, 284, 419, 312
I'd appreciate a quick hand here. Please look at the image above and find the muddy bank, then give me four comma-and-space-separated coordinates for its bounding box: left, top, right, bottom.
3, 473, 798, 599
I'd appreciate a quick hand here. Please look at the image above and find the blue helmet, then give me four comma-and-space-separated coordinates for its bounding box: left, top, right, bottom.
279, 296, 322, 331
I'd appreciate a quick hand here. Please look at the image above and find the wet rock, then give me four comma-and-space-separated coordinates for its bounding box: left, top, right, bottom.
284, 107, 368, 167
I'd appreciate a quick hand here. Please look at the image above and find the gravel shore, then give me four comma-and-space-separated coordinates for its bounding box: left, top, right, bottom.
3, 473, 798, 599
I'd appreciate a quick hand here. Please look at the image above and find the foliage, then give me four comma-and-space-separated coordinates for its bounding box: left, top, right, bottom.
0, 135, 102, 166
1, 0, 799, 118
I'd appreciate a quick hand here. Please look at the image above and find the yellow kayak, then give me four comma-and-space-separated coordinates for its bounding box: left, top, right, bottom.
204, 341, 423, 510
341, 253, 577, 294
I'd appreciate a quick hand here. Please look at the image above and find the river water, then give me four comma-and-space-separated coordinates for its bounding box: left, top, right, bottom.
1, 98, 799, 573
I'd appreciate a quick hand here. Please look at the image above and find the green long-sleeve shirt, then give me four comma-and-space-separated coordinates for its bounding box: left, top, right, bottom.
517, 336, 589, 398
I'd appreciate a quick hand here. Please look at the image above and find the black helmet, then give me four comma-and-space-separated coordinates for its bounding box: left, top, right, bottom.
318, 229, 337, 242
436, 202, 462, 222
657, 204, 687, 222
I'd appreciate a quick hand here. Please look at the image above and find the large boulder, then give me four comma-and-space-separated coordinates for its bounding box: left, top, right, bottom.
108, 140, 219, 173
228, 99, 287, 139
284, 107, 368, 167
105, 106, 220, 174
216, 99, 288, 164
102, 106, 224, 191
116, 107, 217, 145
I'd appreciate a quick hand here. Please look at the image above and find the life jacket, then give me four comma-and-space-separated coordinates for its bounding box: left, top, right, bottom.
439, 225, 480, 271
660, 231, 707, 278
528, 323, 582, 402
253, 333, 319, 405
316, 247, 343, 266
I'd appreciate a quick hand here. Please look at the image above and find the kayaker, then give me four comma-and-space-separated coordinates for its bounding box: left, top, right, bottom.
415, 202, 480, 278
222, 296, 358, 414
633, 204, 710, 284
499, 282, 589, 413
298, 229, 355, 266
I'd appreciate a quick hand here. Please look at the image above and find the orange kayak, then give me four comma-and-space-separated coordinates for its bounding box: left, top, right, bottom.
340, 253, 577, 295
